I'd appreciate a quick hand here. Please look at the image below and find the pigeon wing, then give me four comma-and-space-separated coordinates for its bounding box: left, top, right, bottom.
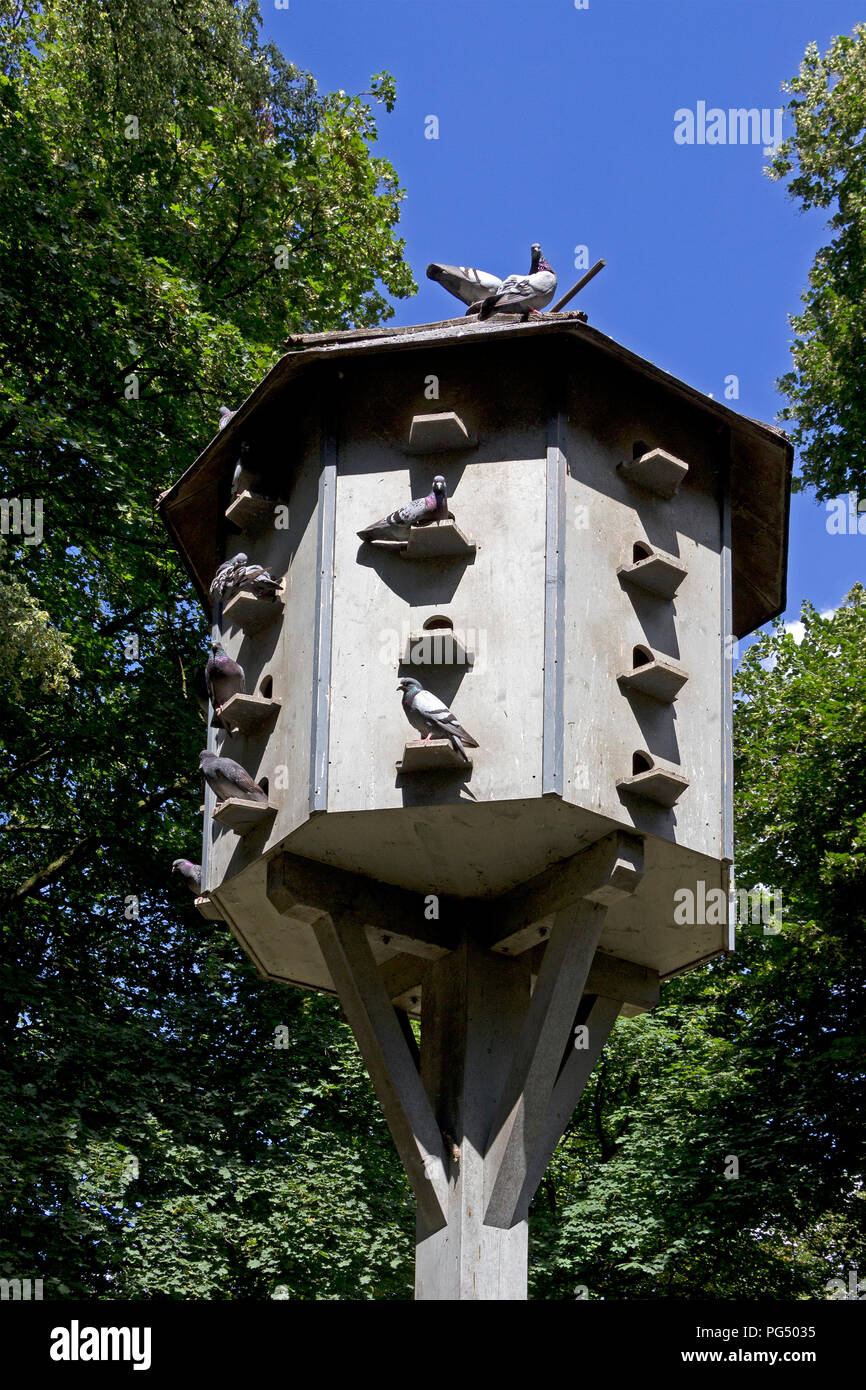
426, 263, 502, 306
482, 267, 558, 317
358, 492, 434, 542
206, 652, 245, 721
206, 756, 268, 803
411, 688, 479, 746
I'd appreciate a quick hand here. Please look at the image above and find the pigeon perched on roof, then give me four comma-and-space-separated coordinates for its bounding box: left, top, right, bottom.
172, 859, 202, 895
397, 677, 478, 763
199, 750, 269, 806
218, 405, 237, 431
426, 261, 503, 309
479, 244, 557, 320
231, 442, 273, 499
210, 553, 280, 604
205, 643, 245, 728
358, 476, 449, 544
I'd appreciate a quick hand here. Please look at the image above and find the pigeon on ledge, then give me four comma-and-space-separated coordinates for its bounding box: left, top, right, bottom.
426, 261, 503, 310
210, 554, 280, 604
398, 677, 478, 763
199, 750, 269, 807
205, 643, 245, 728
358, 476, 449, 544
235, 561, 281, 601
479, 244, 557, 320
172, 859, 202, 895
210, 553, 249, 602
218, 405, 237, 431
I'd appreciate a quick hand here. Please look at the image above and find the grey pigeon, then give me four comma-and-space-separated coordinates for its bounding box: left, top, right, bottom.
231, 442, 272, 499
479, 244, 557, 320
397, 677, 478, 763
236, 560, 280, 600
358, 476, 449, 544
199, 749, 269, 806
426, 261, 502, 309
210, 552, 249, 603
210, 553, 280, 604
172, 859, 202, 895
218, 405, 237, 430
205, 643, 245, 728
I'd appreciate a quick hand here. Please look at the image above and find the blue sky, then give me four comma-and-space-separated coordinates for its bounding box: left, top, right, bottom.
262, 0, 865, 645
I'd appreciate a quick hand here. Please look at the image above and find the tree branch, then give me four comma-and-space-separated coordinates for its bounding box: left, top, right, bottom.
1, 778, 195, 909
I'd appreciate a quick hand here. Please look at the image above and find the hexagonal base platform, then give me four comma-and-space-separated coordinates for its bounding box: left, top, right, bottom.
206, 798, 730, 991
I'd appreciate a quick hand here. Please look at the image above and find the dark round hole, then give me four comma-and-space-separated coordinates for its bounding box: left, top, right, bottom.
632, 752, 653, 775
633, 439, 650, 460
633, 542, 652, 563
260, 675, 273, 699
422, 615, 454, 631
633, 645, 653, 668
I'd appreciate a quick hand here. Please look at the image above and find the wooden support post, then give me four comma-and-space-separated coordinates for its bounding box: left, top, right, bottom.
272, 836, 646, 1295
415, 935, 531, 1300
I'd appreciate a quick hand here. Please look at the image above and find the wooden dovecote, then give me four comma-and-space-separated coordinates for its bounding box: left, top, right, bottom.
159, 312, 791, 1301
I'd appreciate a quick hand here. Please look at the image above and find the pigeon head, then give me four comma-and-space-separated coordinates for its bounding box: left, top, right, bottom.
199, 749, 217, 768
172, 858, 188, 872
433, 475, 447, 493
531, 243, 554, 274
397, 676, 422, 695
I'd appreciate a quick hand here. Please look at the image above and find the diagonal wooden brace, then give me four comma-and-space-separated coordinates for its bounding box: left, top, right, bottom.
267, 851, 456, 958
312, 910, 450, 1233
483, 833, 644, 1229
487, 830, 645, 956
514, 993, 622, 1223
483, 899, 607, 1228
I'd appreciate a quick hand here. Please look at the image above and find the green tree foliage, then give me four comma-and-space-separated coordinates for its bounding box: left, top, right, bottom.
0, 0, 414, 1298
530, 593, 866, 1299
0, 542, 78, 698
769, 24, 866, 499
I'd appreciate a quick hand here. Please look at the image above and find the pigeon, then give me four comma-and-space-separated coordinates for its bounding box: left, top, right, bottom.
236, 561, 281, 600
231, 442, 272, 499
357, 476, 449, 544
210, 553, 249, 602
218, 405, 237, 431
478, 244, 557, 320
200, 749, 269, 806
172, 859, 202, 895
205, 643, 245, 728
397, 677, 478, 763
426, 261, 503, 309
210, 553, 281, 604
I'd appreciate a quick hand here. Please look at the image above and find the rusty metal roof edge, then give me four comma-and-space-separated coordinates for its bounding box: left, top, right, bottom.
158, 314, 793, 520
